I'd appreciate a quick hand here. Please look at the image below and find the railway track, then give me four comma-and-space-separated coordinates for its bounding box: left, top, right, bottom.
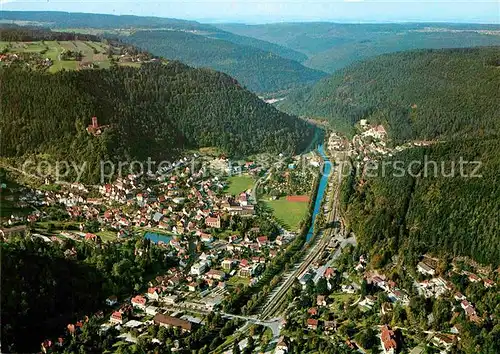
259, 159, 343, 320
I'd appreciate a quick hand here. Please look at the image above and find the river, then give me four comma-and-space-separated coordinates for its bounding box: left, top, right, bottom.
306, 143, 332, 242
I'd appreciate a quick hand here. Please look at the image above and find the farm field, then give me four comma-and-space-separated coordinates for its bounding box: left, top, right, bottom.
262, 197, 309, 231
0, 40, 141, 72
225, 175, 254, 195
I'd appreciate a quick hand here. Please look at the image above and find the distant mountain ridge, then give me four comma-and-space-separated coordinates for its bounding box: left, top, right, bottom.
123, 30, 327, 93
0, 11, 322, 93
278, 47, 500, 142
217, 22, 500, 72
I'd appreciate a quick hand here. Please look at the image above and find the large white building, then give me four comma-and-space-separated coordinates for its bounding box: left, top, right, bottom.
190, 262, 208, 276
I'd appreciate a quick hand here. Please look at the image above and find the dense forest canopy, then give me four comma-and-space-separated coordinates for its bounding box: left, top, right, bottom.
278, 47, 500, 142
305, 31, 500, 73
0, 10, 209, 30
205, 30, 307, 63
0, 62, 315, 182
342, 138, 500, 267
123, 30, 327, 93
1, 236, 175, 353
0, 24, 103, 41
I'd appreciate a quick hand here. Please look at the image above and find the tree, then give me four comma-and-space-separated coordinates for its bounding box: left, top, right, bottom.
316, 277, 329, 295
232, 342, 241, 354
360, 279, 368, 297
355, 328, 377, 350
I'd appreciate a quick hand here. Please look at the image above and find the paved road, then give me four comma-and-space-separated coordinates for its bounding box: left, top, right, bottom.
250, 165, 274, 204
159, 304, 282, 338
221, 313, 282, 338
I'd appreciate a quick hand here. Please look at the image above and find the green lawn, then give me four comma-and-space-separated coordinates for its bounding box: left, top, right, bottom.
97, 230, 118, 242
226, 175, 254, 195
227, 276, 250, 288
329, 292, 357, 303
262, 197, 309, 231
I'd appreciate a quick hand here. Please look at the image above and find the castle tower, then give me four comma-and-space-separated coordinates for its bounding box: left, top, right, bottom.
91, 116, 98, 128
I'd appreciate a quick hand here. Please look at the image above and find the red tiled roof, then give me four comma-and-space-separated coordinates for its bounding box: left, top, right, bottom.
132, 295, 147, 305
257, 236, 268, 243
85, 233, 97, 240
308, 307, 318, 315
307, 318, 318, 326
148, 287, 160, 294
381, 325, 397, 351
154, 314, 193, 331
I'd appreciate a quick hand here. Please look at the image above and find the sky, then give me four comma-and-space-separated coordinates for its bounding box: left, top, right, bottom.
1, 0, 499, 24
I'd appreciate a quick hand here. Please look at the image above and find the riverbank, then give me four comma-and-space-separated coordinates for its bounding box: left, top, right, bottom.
305, 143, 332, 242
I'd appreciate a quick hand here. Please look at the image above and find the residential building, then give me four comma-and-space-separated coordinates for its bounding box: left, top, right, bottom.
163, 295, 178, 305
317, 295, 327, 307
417, 261, 436, 276
221, 259, 233, 271
190, 262, 208, 276
205, 216, 221, 228
110, 311, 127, 325
106, 295, 118, 306
131, 295, 147, 310
307, 318, 319, 330
153, 314, 193, 332
206, 269, 225, 281
147, 287, 161, 301
380, 325, 398, 354
276, 336, 289, 354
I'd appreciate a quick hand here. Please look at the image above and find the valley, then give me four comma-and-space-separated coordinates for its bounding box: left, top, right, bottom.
0, 9, 499, 354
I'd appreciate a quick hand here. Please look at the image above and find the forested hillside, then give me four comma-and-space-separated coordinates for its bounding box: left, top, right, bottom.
0, 10, 210, 30
0, 63, 315, 182
123, 30, 327, 93
297, 47, 500, 266
217, 22, 500, 72
278, 47, 500, 142
305, 31, 500, 73
1, 235, 175, 353
0, 24, 102, 41
0, 11, 316, 92
205, 30, 307, 63
341, 138, 500, 266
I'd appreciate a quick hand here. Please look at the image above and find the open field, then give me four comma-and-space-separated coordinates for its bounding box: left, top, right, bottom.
226, 276, 250, 288
96, 230, 120, 242
225, 175, 254, 195
329, 292, 357, 304
0, 40, 143, 72
261, 197, 309, 231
